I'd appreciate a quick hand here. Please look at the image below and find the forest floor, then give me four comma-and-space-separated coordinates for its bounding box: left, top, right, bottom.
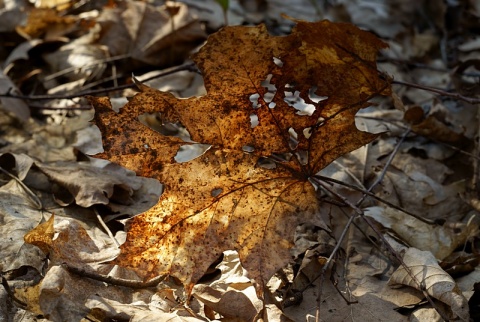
1, 0, 480, 321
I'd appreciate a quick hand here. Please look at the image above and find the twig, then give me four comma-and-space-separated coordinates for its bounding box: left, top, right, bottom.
315, 179, 452, 321
378, 57, 480, 78
0, 166, 42, 209
0, 63, 197, 101
355, 128, 410, 206
29, 104, 92, 111
1, 274, 27, 308
310, 131, 444, 319
471, 105, 480, 191
314, 175, 437, 225
62, 263, 164, 289
44, 54, 131, 81
93, 207, 120, 248
358, 115, 480, 161
393, 80, 480, 104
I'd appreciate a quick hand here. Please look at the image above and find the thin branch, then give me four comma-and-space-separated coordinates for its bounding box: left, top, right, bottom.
93, 207, 120, 248
1, 274, 27, 307
393, 80, 480, 104
44, 54, 131, 81
314, 175, 438, 225
0, 62, 198, 101
355, 128, 410, 206
378, 57, 480, 77
0, 166, 42, 209
62, 263, 164, 289
358, 115, 480, 161
315, 179, 451, 321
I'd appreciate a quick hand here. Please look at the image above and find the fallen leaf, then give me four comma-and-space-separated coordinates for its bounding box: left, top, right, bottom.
96, 0, 206, 67
0, 70, 30, 122
36, 161, 143, 208
365, 207, 478, 260
16, 8, 77, 40
0, 180, 45, 272
91, 19, 391, 294
404, 105, 469, 145
24, 214, 55, 255
388, 248, 469, 321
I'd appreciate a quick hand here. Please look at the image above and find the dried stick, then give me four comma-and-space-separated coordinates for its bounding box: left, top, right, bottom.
315, 180, 451, 321
0, 63, 197, 101
62, 263, 164, 289
393, 80, 480, 104
309, 128, 450, 320
315, 175, 437, 225
1, 274, 27, 307
93, 207, 120, 248
0, 166, 42, 209
309, 129, 411, 317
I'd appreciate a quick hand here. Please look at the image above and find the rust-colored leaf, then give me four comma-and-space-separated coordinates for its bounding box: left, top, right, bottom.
90, 20, 391, 294
24, 215, 55, 255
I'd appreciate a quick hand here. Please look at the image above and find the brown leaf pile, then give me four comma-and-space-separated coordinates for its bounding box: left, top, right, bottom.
90, 19, 391, 294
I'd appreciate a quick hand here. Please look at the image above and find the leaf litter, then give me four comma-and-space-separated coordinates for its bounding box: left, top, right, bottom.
0, 0, 479, 321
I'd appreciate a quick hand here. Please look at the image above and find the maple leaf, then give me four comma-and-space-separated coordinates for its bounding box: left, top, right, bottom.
90, 20, 391, 295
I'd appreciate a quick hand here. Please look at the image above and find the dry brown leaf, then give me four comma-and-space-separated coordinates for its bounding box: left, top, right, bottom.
16, 8, 77, 40
0, 70, 30, 122
24, 215, 119, 270
388, 248, 469, 321
96, 0, 206, 67
404, 105, 469, 144
24, 214, 55, 255
365, 207, 478, 260
36, 161, 142, 208
91, 20, 391, 294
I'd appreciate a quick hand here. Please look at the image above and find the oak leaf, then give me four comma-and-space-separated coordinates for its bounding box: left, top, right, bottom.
90, 20, 391, 294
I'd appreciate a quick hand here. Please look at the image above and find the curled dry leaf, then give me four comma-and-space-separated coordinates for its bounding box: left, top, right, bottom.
90, 20, 391, 294
365, 207, 478, 260
389, 248, 469, 321
24, 214, 55, 255
24, 215, 119, 268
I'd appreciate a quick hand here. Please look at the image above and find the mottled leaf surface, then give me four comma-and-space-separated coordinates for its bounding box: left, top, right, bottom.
90, 20, 391, 293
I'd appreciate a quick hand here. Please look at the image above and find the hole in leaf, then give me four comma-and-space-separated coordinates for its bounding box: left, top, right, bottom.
249, 93, 260, 108
273, 57, 284, 67
139, 113, 192, 142
288, 128, 299, 150
284, 91, 315, 116
317, 116, 325, 127
174, 144, 211, 163
295, 150, 308, 165
269, 102, 276, 109
288, 127, 298, 139
211, 188, 223, 197
256, 157, 277, 170
250, 114, 259, 128
308, 86, 328, 103
242, 145, 255, 153
303, 127, 312, 139
261, 74, 277, 103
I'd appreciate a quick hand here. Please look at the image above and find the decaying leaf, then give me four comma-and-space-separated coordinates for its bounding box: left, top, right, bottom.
389, 248, 469, 321
365, 207, 478, 260
24, 214, 55, 255
91, 19, 391, 294
24, 215, 119, 268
